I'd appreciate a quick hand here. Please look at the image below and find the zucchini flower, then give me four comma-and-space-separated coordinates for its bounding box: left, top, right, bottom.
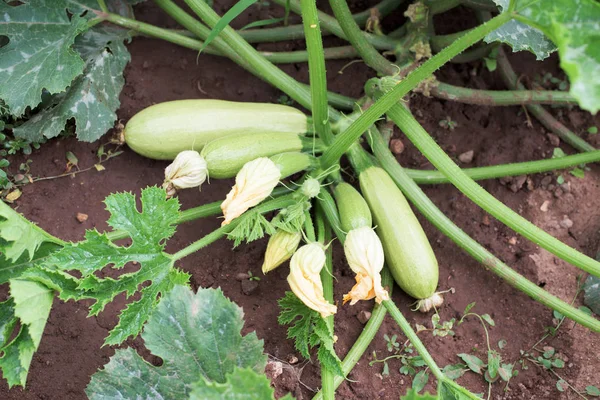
221, 157, 281, 226
287, 243, 337, 318
262, 230, 302, 274
163, 150, 208, 197
343, 226, 389, 305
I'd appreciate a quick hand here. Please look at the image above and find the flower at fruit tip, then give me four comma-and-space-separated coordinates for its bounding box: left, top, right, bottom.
287, 243, 337, 318
221, 157, 281, 226
163, 150, 208, 197
262, 230, 302, 274
343, 226, 389, 305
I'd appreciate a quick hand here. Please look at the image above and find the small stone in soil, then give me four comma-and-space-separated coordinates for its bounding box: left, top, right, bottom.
458, 150, 474, 163
265, 360, 283, 381
508, 237, 517, 245
287, 355, 299, 365
390, 139, 405, 155
76, 212, 88, 223
547, 133, 560, 146
540, 200, 550, 212
357, 310, 372, 324
235, 272, 250, 281
482, 215, 490, 226
559, 216, 573, 229
241, 279, 259, 295
540, 175, 553, 188
510, 175, 527, 193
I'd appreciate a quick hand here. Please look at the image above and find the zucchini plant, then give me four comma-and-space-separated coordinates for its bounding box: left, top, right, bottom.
1, 0, 599, 398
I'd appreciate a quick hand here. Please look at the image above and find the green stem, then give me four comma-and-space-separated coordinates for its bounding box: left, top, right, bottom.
312, 191, 394, 399
300, 0, 335, 145
328, 0, 397, 76
156, 0, 343, 118
171, 194, 295, 260
316, 207, 335, 400
386, 102, 600, 277
496, 49, 595, 153
240, 0, 403, 44
96, 0, 108, 12
426, 0, 461, 14
369, 128, 600, 331
320, 11, 513, 169
405, 150, 600, 184
432, 82, 578, 106
272, 0, 400, 50
383, 300, 446, 381
304, 210, 316, 242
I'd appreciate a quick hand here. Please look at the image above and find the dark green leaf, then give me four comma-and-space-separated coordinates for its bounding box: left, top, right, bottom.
86, 286, 268, 399
570, 168, 585, 178
401, 389, 437, 400
412, 370, 429, 393
463, 302, 475, 315
487, 350, 500, 379
458, 353, 485, 374
442, 363, 468, 380
583, 274, 600, 315
586, 385, 600, 396
481, 314, 495, 326
227, 211, 275, 247
190, 367, 286, 399
45, 187, 185, 345
552, 359, 565, 368
241, 17, 285, 30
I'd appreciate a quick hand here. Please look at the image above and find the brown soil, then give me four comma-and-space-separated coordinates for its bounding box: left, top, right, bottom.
1, 1, 599, 399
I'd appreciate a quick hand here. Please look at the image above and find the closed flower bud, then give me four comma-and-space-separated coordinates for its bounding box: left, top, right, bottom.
287, 243, 337, 318
221, 157, 281, 225
343, 227, 389, 305
163, 150, 208, 197
262, 230, 302, 274
300, 178, 320, 198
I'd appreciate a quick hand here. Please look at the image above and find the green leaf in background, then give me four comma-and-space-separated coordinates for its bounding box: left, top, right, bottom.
412, 370, 430, 393
485, 0, 556, 60
0, 1, 88, 117
190, 367, 283, 399
13, 26, 131, 142
86, 286, 269, 399
0, 200, 60, 262
583, 250, 600, 315
457, 353, 485, 374
401, 388, 438, 400
45, 186, 185, 345
0, 279, 53, 387
200, 0, 258, 53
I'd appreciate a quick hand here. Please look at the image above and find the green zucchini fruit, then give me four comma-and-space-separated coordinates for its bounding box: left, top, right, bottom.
124, 99, 307, 160
334, 182, 372, 232
359, 166, 439, 301
201, 132, 321, 179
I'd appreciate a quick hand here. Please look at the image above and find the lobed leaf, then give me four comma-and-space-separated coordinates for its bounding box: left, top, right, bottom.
86, 285, 268, 399
45, 186, 184, 345
190, 367, 283, 399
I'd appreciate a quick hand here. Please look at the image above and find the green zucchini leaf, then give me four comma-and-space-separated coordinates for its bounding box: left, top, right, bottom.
86, 286, 271, 399
44, 186, 187, 345
13, 25, 130, 142
401, 388, 438, 400
487, 0, 600, 114
190, 367, 285, 399
0, 279, 53, 388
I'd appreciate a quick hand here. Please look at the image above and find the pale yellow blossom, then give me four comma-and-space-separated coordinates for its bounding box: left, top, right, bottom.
262, 230, 302, 274
221, 157, 280, 225
343, 226, 389, 305
287, 243, 337, 318
163, 150, 208, 196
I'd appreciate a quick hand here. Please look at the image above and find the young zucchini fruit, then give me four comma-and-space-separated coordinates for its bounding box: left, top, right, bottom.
201, 132, 323, 179
123, 99, 308, 160
348, 144, 442, 311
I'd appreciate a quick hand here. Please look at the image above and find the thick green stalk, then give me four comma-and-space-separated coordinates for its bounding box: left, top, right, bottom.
272, 0, 399, 50
328, 0, 397, 76
158, 0, 343, 119
313, 190, 394, 399
300, 0, 335, 145
405, 150, 600, 184
370, 131, 600, 331
241, 0, 403, 44
496, 49, 595, 152
320, 11, 513, 168
171, 194, 295, 260
316, 207, 335, 400
386, 104, 600, 276
432, 82, 578, 106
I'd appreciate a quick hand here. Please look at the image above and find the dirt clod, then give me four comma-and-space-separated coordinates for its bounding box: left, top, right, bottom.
235, 272, 251, 281
559, 216, 573, 229
76, 213, 88, 223
540, 200, 551, 212
547, 133, 560, 146
390, 139, 405, 155
265, 360, 283, 381
287, 355, 299, 365
357, 310, 372, 324
241, 279, 259, 295
458, 150, 474, 163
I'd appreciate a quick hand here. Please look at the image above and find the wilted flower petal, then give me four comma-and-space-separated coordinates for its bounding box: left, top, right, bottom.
287, 243, 337, 318
163, 150, 208, 196
262, 230, 302, 274
343, 226, 389, 305
221, 157, 281, 225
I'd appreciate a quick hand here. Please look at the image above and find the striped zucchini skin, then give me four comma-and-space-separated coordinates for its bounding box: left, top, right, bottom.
201, 132, 307, 179
124, 100, 307, 160
359, 166, 439, 299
